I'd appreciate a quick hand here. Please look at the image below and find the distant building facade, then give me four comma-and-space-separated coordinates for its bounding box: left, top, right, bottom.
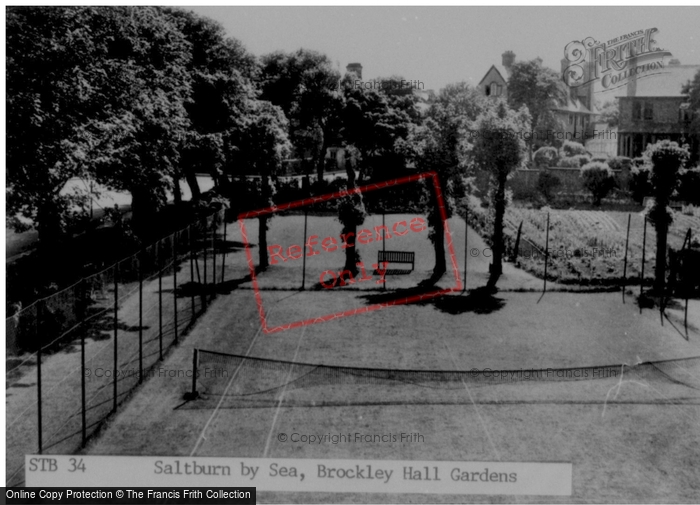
616, 58, 699, 159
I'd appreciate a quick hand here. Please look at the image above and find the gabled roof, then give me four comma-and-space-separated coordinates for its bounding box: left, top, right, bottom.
478, 65, 508, 86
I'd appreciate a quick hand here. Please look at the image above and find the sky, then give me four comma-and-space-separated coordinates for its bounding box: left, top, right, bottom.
185, 6, 699, 94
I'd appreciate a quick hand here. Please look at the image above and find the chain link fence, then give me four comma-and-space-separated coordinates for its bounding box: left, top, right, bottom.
5, 209, 227, 486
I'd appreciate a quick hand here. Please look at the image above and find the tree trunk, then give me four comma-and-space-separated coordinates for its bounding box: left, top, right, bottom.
316, 133, 329, 182
173, 176, 182, 206
432, 214, 447, 279
653, 219, 669, 294
36, 198, 66, 277
183, 168, 201, 201
342, 165, 360, 275
259, 215, 269, 269
487, 176, 507, 289
130, 189, 159, 242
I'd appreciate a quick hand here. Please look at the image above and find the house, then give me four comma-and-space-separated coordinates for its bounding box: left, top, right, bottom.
616, 58, 699, 159
477, 51, 597, 145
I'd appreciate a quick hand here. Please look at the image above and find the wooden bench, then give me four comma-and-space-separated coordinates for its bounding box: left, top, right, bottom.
377, 250, 415, 275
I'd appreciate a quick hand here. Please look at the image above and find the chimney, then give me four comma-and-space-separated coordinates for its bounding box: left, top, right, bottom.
346, 62, 363, 80
535, 56, 543, 66
669, 58, 681, 66
502, 51, 515, 70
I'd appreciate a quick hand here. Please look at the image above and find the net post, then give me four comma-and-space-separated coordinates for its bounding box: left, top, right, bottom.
622, 213, 631, 303
174, 232, 178, 344
37, 300, 43, 454
382, 212, 386, 292
113, 262, 118, 413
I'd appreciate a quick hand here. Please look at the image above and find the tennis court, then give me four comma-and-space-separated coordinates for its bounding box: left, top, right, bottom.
85, 270, 700, 502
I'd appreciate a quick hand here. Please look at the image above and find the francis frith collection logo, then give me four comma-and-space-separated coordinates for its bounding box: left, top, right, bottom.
562, 28, 672, 91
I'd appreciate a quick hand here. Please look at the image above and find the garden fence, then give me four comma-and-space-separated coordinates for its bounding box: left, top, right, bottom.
5, 209, 227, 486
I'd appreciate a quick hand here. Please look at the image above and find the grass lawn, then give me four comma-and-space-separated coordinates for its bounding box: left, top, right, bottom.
81, 214, 700, 502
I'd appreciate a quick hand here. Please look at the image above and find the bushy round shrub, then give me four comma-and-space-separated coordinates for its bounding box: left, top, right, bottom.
580, 162, 615, 206
629, 164, 652, 203
678, 167, 700, 205
608, 156, 632, 171
536, 170, 561, 203
533, 146, 559, 168
560, 140, 588, 157
559, 154, 591, 168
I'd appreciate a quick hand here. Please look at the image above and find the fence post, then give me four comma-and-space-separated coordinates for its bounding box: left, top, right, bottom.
622, 214, 631, 303
382, 212, 386, 292
191, 348, 199, 398
463, 205, 468, 293
190, 226, 195, 322
543, 212, 550, 294
203, 218, 208, 309
640, 216, 648, 313
173, 232, 178, 344
81, 321, 86, 447
301, 208, 308, 290
513, 220, 523, 263
113, 263, 118, 412
36, 300, 43, 454
158, 241, 163, 361
221, 220, 227, 285
211, 218, 216, 292
138, 250, 143, 384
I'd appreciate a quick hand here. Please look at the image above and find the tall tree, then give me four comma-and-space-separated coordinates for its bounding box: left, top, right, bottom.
465, 102, 529, 289
228, 101, 292, 269
507, 60, 568, 162
643, 140, 689, 294
400, 83, 486, 285
164, 8, 259, 198
6, 6, 192, 245
259, 49, 343, 181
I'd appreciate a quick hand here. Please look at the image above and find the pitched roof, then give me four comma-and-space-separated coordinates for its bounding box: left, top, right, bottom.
477, 65, 508, 86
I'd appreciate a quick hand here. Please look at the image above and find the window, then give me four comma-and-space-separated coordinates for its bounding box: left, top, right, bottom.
633, 101, 642, 120
644, 102, 654, 120
568, 114, 573, 125
485, 84, 491, 96
493, 84, 502, 96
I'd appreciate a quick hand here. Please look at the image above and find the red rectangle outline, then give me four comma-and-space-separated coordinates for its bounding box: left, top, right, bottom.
238, 171, 463, 334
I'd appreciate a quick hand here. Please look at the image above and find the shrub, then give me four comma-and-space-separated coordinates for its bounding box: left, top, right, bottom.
536, 171, 561, 203
678, 166, 700, 205
559, 154, 591, 168
533, 146, 559, 168
608, 156, 632, 171
591, 156, 609, 163
629, 164, 652, 203
580, 162, 615, 206
560, 140, 588, 157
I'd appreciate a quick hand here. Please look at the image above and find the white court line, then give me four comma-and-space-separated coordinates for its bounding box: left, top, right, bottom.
262, 322, 308, 458
444, 341, 501, 461
188, 293, 296, 458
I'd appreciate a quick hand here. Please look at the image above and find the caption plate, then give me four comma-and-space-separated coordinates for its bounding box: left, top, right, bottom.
26, 455, 572, 495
